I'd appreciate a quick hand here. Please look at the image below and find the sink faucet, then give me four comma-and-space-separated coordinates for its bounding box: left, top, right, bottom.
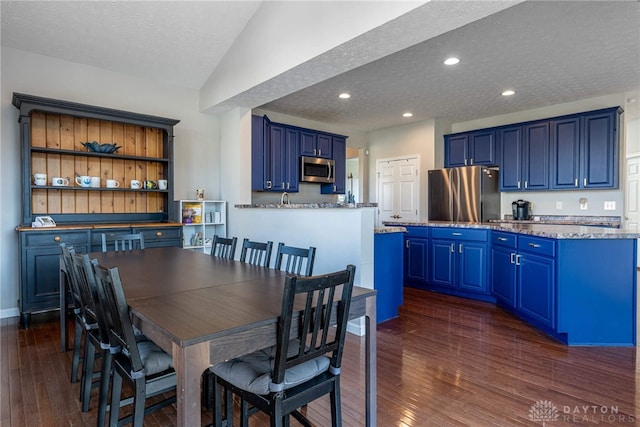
280, 192, 291, 205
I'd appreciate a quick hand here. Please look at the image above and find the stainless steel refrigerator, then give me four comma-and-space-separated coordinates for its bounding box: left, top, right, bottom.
428, 166, 500, 222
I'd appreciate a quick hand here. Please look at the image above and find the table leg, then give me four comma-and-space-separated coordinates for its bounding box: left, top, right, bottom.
59, 265, 69, 352
365, 296, 377, 427
172, 340, 210, 427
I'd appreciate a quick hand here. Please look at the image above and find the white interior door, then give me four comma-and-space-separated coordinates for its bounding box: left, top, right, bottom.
376, 156, 420, 225
624, 155, 640, 267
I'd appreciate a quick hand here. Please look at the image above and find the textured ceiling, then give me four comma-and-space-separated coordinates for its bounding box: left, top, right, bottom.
1, 1, 639, 130
260, 1, 640, 130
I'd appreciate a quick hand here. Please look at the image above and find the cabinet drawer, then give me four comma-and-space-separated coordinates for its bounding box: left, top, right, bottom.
135, 227, 182, 246
431, 227, 488, 242
404, 226, 430, 238
491, 231, 517, 248
24, 230, 89, 247
518, 235, 555, 257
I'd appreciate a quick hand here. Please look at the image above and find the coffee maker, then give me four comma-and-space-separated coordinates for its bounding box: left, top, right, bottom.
511, 200, 531, 220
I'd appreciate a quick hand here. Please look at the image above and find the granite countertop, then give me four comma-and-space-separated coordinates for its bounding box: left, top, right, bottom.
235, 203, 377, 209
374, 226, 406, 234
489, 215, 622, 228
383, 220, 640, 239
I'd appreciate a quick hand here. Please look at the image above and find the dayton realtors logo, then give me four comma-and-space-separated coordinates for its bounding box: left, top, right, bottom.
528, 400, 635, 425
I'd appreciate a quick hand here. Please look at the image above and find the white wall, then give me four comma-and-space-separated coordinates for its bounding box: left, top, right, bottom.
0, 47, 219, 316
366, 119, 437, 220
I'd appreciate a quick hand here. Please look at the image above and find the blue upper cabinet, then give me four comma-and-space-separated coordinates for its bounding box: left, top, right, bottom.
444, 130, 496, 167
301, 130, 332, 159
252, 115, 299, 192
321, 135, 346, 194
499, 122, 550, 192
522, 122, 550, 190
498, 126, 523, 191
551, 107, 620, 189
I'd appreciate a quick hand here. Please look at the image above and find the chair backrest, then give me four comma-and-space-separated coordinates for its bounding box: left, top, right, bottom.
274, 243, 316, 276
211, 235, 237, 259
101, 232, 145, 252
239, 238, 273, 267
60, 243, 83, 309
271, 265, 356, 390
71, 253, 111, 345
92, 263, 145, 373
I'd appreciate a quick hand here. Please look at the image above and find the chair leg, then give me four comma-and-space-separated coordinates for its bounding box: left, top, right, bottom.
109, 370, 123, 427
70, 316, 83, 383
80, 338, 96, 412
97, 350, 112, 427
224, 386, 233, 427
213, 376, 224, 427
132, 378, 146, 427
330, 378, 342, 427
240, 399, 250, 427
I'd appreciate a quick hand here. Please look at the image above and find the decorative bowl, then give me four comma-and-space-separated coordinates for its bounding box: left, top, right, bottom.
81, 141, 121, 154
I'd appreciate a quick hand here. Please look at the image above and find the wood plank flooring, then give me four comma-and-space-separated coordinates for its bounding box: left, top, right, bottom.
1, 287, 637, 426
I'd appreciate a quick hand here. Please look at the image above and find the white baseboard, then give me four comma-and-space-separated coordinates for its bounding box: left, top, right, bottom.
347, 317, 366, 336
0, 307, 20, 319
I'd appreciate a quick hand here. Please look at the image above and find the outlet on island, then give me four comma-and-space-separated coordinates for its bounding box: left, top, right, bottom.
604, 201, 616, 210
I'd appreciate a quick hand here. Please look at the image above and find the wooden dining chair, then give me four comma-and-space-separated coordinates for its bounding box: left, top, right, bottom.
70, 252, 114, 425
92, 262, 176, 427
209, 264, 356, 427
101, 232, 145, 252
239, 238, 273, 267
274, 242, 316, 276
60, 243, 97, 387
211, 235, 238, 259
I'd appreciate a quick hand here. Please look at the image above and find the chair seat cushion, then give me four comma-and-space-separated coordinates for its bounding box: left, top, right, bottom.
138, 340, 173, 376
211, 343, 330, 395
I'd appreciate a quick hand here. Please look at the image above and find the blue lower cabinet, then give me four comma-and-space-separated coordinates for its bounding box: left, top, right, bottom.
374, 232, 404, 323
517, 251, 555, 329
491, 245, 517, 308
429, 228, 492, 300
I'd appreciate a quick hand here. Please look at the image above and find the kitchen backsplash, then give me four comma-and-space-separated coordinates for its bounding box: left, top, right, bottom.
252, 182, 340, 205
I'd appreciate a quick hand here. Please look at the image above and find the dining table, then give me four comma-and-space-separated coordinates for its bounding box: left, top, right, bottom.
59, 246, 377, 426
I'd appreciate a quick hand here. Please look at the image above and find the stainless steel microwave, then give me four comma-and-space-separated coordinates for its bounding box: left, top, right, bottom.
300, 156, 335, 183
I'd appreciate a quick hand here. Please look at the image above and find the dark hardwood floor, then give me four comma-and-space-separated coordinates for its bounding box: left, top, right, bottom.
1, 287, 637, 426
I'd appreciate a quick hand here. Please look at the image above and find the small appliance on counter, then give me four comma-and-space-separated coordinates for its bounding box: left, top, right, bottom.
511, 200, 531, 220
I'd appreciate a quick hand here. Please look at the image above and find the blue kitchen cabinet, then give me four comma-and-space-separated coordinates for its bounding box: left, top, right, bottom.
517, 236, 556, 330
497, 126, 522, 191
252, 115, 299, 192
551, 107, 621, 190
498, 122, 549, 191
301, 130, 332, 159
444, 130, 496, 167
429, 228, 491, 299
375, 231, 405, 322
321, 135, 346, 194
404, 227, 430, 287
490, 231, 517, 308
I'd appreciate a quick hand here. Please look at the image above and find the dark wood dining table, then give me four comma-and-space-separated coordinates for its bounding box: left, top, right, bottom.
60, 246, 377, 426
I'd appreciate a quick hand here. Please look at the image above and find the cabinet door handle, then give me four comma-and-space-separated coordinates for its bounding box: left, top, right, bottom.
528, 243, 541, 248
156, 231, 163, 237
517, 181, 521, 189
515, 254, 522, 265
406, 240, 409, 249
450, 243, 455, 253
584, 177, 587, 186
459, 244, 463, 253
54, 236, 61, 242
498, 237, 507, 241
524, 181, 528, 189
314, 148, 317, 156
469, 158, 474, 165
464, 158, 467, 166
282, 182, 285, 189
510, 252, 516, 264
452, 232, 462, 236
266, 180, 272, 189
575, 178, 578, 187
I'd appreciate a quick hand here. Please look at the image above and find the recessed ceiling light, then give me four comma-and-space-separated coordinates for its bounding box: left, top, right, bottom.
402, 112, 413, 118
444, 57, 460, 65
501, 90, 515, 96
338, 93, 351, 99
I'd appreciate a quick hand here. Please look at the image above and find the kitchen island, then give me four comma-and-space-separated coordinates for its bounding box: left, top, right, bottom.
384, 220, 639, 346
